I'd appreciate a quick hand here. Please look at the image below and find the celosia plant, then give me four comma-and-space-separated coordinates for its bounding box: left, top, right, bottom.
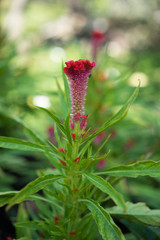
0, 59, 160, 240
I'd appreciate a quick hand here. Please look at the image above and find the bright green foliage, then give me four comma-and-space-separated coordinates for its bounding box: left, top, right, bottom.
107, 202, 160, 226
97, 160, 160, 178
81, 199, 125, 240
84, 173, 126, 210
7, 174, 61, 210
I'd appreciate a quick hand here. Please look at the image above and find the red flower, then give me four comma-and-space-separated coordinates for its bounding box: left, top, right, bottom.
58, 148, 67, 153
92, 30, 106, 41
64, 60, 95, 117
91, 30, 106, 61
73, 157, 80, 163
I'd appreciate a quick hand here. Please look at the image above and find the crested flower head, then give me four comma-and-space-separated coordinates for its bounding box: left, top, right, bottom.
64, 59, 95, 117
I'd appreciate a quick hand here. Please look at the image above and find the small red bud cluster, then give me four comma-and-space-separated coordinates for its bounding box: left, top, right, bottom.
70, 113, 89, 142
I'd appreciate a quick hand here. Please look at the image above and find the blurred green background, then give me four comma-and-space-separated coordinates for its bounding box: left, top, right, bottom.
0, 0, 160, 204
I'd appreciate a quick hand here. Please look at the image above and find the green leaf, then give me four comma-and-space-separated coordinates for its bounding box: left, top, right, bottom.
89, 151, 110, 168
0, 136, 58, 154
95, 134, 111, 156
0, 136, 45, 152
36, 107, 65, 135
16, 204, 30, 238
84, 173, 126, 210
0, 191, 18, 207
107, 202, 160, 227
80, 139, 93, 159
56, 79, 68, 119
7, 174, 61, 210
15, 221, 42, 230
64, 112, 72, 145
81, 199, 125, 240
97, 160, 160, 178
85, 83, 140, 143
62, 61, 71, 109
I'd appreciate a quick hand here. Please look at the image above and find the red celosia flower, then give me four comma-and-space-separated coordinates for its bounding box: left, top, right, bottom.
64, 60, 95, 117
58, 148, 67, 153
70, 232, 77, 236
54, 214, 59, 225
7, 238, 12, 240
60, 160, 67, 166
91, 30, 106, 61
73, 157, 80, 163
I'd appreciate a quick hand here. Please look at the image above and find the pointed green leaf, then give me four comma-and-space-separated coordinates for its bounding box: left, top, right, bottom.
107, 202, 160, 227
0, 191, 18, 207
62, 61, 71, 109
36, 107, 65, 134
81, 199, 125, 240
0, 136, 58, 155
64, 112, 72, 144
16, 204, 30, 238
0, 136, 45, 152
56, 79, 68, 119
84, 173, 126, 210
7, 174, 61, 210
85, 83, 140, 143
97, 160, 160, 178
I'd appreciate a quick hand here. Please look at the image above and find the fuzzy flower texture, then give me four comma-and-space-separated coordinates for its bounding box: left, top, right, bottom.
64, 60, 95, 134
64, 59, 95, 117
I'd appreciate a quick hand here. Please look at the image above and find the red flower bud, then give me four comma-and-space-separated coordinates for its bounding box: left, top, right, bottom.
70, 119, 75, 129
71, 133, 76, 141
73, 157, 80, 163
60, 160, 67, 167
58, 148, 67, 153
80, 114, 88, 129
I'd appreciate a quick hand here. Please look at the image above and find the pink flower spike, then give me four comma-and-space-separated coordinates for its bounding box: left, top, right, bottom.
70, 119, 75, 129
64, 60, 95, 116
58, 148, 67, 154
60, 160, 67, 167
73, 157, 80, 163
80, 114, 88, 129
